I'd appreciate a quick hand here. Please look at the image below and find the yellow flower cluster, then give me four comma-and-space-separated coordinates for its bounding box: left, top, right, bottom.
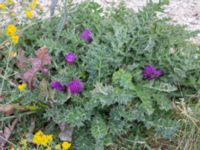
25, 10, 33, 19
11, 35, 19, 44
10, 12, 16, 17
6, 24, 16, 36
25, 0, 38, 19
33, 130, 53, 147
62, 142, 71, 150
55, 144, 61, 149
5, 24, 19, 44
0, 3, 6, 9
17, 83, 26, 91
20, 138, 27, 148
8, 50, 17, 58
55, 141, 71, 150
46, 146, 52, 150
7, 0, 14, 5
30, 0, 38, 10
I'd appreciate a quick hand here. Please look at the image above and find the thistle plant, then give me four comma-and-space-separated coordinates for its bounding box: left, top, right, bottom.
0, 0, 200, 150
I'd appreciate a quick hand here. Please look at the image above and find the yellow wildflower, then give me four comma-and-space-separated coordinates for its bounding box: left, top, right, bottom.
20, 138, 27, 148
30, 0, 37, 10
62, 141, 71, 150
0, 3, 6, 9
17, 83, 26, 91
25, 10, 33, 19
46, 146, 52, 150
6, 24, 17, 36
33, 130, 45, 146
10, 147, 14, 150
46, 134, 53, 143
55, 144, 61, 150
8, 50, 17, 58
33, 130, 53, 147
7, 0, 14, 5
10, 12, 16, 17
11, 35, 19, 44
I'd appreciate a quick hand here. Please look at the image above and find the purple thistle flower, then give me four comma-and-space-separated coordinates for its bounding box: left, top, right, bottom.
80, 29, 93, 43
143, 65, 163, 80
51, 81, 66, 91
67, 80, 84, 96
65, 52, 76, 64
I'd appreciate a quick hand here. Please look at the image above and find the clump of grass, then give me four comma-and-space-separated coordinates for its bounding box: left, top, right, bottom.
174, 100, 200, 150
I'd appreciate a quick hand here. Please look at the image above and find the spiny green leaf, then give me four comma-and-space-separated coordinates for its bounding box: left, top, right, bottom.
91, 115, 108, 139
65, 107, 90, 127
112, 69, 134, 90
135, 86, 154, 115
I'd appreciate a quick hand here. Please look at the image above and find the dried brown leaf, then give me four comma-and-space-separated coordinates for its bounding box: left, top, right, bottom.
0, 96, 4, 102
26, 118, 35, 142
0, 119, 18, 147
16, 49, 28, 70
0, 104, 17, 116
42, 53, 51, 66
0, 103, 26, 116
22, 69, 36, 91
31, 58, 42, 72
35, 47, 51, 66
39, 79, 48, 99
58, 123, 73, 142
169, 47, 176, 54
35, 47, 48, 58
22, 47, 51, 91
52, 118, 73, 142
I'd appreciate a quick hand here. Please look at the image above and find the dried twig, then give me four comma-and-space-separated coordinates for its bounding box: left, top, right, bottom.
0, 118, 18, 148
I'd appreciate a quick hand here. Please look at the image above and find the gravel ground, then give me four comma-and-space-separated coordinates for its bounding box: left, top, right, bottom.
2, 0, 200, 43
74, 0, 200, 32
42, 0, 200, 43
84, 0, 199, 43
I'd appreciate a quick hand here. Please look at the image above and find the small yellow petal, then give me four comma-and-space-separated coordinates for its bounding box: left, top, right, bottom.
0, 3, 6, 9
25, 10, 33, 19
11, 35, 19, 44
30, 0, 37, 10
46, 134, 53, 143
6, 24, 17, 36
8, 50, 17, 58
46, 146, 52, 150
7, 0, 14, 5
55, 144, 61, 150
20, 138, 27, 148
33, 130, 53, 146
10, 12, 16, 17
62, 141, 71, 150
17, 83, 26, 91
